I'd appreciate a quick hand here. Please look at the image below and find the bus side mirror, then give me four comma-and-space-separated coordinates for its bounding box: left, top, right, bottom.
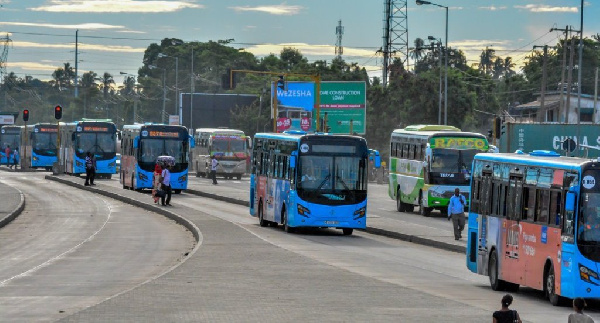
565, 192, 576, 212
290, 155, 296, 168
133, 136, 139, 149
189, 135, 195, 148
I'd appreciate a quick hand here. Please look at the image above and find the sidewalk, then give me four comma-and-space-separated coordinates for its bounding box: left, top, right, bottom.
0, 179, 26, 229
186, 179, 467, 253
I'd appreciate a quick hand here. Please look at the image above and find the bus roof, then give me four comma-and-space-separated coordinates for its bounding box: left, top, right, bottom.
254, 132, 365, 142
402, 124, 461, 132
475, 152, 593, 168
194, 128, 244, 135
392, 128, 486, 140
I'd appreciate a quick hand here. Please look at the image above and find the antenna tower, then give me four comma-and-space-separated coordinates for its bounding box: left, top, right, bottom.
335, 20, 344, 60
0, 34, 12, 82
381, 0, 408, 87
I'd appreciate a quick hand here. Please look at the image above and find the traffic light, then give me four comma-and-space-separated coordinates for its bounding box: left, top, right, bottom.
22, 109, 29, 122
221, 68, 236, 89
493, 117, 501, 139
277, 75, 286, 91
54, 105, 62, 120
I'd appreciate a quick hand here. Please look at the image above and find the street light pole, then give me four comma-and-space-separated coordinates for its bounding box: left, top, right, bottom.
417, 0, 449, 124
158, 53, 179, 124
161, 68, 166, 124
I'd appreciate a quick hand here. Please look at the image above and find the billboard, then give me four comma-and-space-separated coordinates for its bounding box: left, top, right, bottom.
180, 93, 258, 130
272, 81, 366, 135
498, 123, 600, 158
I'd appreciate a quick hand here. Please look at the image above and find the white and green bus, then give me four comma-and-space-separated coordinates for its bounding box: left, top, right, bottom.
388, 125, 489, 216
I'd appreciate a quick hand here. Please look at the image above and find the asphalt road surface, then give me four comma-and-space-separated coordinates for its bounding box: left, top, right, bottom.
0, 172, 195, 322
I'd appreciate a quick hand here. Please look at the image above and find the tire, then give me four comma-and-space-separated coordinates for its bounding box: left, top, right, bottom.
283, 208, 295, 233
396, 189, 405, 212
237, 175, 242, 180
258, 202, 268, 227
342, 228, 354, 235
405, 204, 415, 212
130, 175, 135, 191
106, 174, 112, 180
269, 222, 278, 228
546, 265, 564, 306
488, 251, 506, 291
174, 189, 182, 194
420, 195, 432, 217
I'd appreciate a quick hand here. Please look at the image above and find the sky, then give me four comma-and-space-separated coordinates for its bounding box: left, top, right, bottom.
0, 0, 597, 86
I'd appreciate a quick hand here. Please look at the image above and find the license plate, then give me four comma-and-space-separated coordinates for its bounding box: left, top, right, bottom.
324, 221, 338, 225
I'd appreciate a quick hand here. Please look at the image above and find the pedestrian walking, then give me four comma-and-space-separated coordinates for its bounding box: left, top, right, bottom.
4, 145, 11, 167
568, 297, 595, 323
12, 148, 19, 169
151, 163, 162, 204
160, 164, 172, 206
84, 152, 96, 186
493, 294, 522, 323
211, 155, 219, 185
448, 187, 466, 240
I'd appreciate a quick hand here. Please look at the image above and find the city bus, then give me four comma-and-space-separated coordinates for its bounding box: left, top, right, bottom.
23, 123, 58, 170
120, 124, 193, 193
466, 150, 600, 305
1, 125, 23, 166
191, 128, 250, 180
388, 125, 489, 216
58, 120, 118, 178
250, 131, 379, 235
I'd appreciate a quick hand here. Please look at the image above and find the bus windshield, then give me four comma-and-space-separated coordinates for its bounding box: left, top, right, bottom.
33, 133, 58, 156
141, 138, 187, 164
579, 193, 600, 244
1, 134, 20, 151
297, 154, 367, 204
230, 139, 246, 152
430, 148, 480, 185
76, 133, 116, 156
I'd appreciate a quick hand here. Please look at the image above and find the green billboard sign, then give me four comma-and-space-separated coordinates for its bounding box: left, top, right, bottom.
320, 82, 366, 135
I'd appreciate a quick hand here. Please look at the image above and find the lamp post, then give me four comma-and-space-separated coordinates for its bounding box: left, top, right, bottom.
417, 0, 448, 125
149, 65, 167, 124
428, 36, 443, 125
158, 53, 179, 124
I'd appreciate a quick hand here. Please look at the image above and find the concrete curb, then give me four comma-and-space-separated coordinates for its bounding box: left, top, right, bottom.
185, 187, 465, 254
45, 175, 201, 245
0, 188, 25, 230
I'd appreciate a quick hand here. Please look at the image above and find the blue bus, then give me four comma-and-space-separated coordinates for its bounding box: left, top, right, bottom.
59, 120, 118, 178
24, 123, 58, 170
120, 124, 194, 193
250, 132, 380, 235
1, 125, 23, 166
466, 150, 600, 305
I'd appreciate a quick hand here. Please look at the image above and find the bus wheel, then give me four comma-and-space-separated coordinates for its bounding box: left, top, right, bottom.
396, 189, 405, 212
419, 202, 432, 217
404, 204, 415, 212
130, 175, 135, 191
283, 208, 295, 233
545, 265, 564, 306
258, 201, 268, 227
342, 228, 353, 235
106, 174, 112, 180
236, 175, 242, 180
174, 189, 182, 194
488, 251, 506, 291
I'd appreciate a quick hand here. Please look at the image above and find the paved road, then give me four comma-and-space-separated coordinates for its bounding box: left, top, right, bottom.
0, 171, 194, 322
45, 173, 600, 322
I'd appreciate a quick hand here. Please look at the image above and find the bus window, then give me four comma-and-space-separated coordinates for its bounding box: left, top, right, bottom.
537, 190, 550, 224
526, 187, 536, 221
563, 191, 575, 236
550, 191, 562, 227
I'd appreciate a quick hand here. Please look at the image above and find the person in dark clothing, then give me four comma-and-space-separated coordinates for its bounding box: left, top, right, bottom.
84, 152, 96, 186
160, 164, 172, 206
493, 294, 522, 323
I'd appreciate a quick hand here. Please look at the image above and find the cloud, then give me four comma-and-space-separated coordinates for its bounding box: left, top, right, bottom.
243, 43, 374, 58
0, 22, 124, 29
229, 4, 303, 15
479, 6, 507, 11
29, 0, 202, 13
6, 61, 59, 71
514, 4, 577, 13
12, 40, 146, 53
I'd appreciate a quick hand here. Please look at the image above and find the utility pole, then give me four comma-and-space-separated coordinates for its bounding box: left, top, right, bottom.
190, 47, 194, 130
533, 45, 548, 121
74, 29, 79, 98
551, 26, 575, 122
161, 69, 166, 124
565, 38, 576, 123
594, 67, 598, 123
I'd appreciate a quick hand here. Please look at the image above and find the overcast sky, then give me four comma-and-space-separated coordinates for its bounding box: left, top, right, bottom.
0, 0, 596, 84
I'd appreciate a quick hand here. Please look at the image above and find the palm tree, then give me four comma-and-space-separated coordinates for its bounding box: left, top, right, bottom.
410, 38, 426, 62
100, 72, 114, 99
479, 47, 496, 75
503, 57, 516, 78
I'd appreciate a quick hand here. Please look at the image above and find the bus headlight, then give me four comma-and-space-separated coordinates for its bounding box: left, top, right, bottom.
430, 190, 444, 198
138, 172, 148, 181
579, 264, 599, 284
76, 160, 84, 168
353, 207, 366, 220
33, 156, 38, 161
178, 175, 187, 183
297, 204, 311, 217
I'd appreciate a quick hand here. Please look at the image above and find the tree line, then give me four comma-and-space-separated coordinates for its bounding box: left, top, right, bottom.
1, 35, 600, 159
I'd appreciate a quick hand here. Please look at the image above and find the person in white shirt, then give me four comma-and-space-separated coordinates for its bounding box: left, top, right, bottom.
211, 155, 219, 185
160, 164, 172, 206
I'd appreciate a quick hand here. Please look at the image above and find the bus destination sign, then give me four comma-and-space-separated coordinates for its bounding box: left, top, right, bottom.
148, 131, 180, 138
431, 137, 488, 150
83, 126, 109, 132
38, 127, 58, 133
